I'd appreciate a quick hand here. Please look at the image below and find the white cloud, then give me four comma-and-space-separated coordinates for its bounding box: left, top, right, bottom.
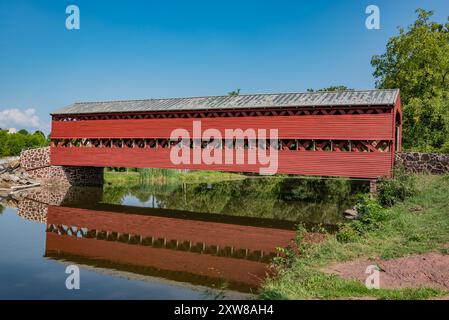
0, 108, 49, 133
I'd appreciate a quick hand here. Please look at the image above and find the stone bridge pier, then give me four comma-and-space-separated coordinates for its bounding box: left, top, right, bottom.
20, 147, 103, 186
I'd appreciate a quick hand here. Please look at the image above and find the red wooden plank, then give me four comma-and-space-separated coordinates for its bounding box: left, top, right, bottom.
51, 114, 394, 140
51, 147, 393, 178
46, 233, 266, 287
47, 206, 295, 254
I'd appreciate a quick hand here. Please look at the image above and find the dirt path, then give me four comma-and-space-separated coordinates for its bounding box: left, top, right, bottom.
323, 252, 449, 291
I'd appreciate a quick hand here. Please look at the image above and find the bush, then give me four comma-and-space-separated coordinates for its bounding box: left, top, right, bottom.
354, 195, 390, 231
377, 168, 416, 207
336, 223, 360, 243
0, 129, 49, 157
337, 195, 390, 243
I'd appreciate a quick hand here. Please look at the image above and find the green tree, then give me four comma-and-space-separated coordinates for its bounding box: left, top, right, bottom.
34, 130, 45, 138
307, 86, 352, 92
228, 89, 241, 96
0, 129, 49, 157
5, 133, 26, 156
0, 130, 7, 156
371, 9, 449, 151
403, 92, 449, 152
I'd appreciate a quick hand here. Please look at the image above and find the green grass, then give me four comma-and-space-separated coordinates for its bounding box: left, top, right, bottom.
260, 173, 449, 300
104, 169, 246, 184
176, 170, 246, 183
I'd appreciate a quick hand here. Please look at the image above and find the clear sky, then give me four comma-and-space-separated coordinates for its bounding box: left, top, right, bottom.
0, 0, 448, 133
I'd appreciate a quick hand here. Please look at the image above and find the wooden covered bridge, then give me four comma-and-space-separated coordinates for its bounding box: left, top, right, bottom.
50, 89, 401, 179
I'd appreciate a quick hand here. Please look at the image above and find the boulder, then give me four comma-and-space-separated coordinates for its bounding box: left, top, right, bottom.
344, 207, 358, 219
9, 160, 20, 169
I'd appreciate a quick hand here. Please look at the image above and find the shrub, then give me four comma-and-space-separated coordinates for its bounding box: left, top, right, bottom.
337, 195, 390, 243
354, 195, 390, 231
377, 168, 416, 207
336, 223, 359, 243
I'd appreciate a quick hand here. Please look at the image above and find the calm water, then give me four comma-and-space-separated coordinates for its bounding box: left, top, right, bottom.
0, 177, 367, 299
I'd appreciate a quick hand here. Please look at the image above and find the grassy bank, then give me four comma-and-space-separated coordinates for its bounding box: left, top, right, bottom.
261, 173, 449, 299
104, 168, 246, 185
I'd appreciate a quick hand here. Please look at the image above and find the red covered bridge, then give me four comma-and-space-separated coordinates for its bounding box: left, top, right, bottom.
50, 89, 401, 179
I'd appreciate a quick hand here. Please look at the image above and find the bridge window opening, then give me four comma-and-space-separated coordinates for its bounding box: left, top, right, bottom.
395, 111, 402, 152
51, 138, 392, 153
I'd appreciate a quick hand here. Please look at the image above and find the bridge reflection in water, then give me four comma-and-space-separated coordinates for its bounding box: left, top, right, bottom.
35, 186, 296, 293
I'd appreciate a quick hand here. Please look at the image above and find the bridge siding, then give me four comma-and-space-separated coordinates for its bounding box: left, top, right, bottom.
51, 114, 393, 140
46, 233, 267, 287
47, 206, 295, 253
45, 205, 294, 288
50, 94, 401, 179
51, 147, 391, 178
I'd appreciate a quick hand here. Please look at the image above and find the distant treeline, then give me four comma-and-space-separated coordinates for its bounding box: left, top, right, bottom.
0, 129, 49, 157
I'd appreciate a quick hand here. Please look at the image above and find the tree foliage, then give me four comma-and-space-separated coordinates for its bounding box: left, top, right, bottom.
371, 9, 449, 151
307, 86, 352, 92
0, 129, 49, 157
228, 89, 241, 96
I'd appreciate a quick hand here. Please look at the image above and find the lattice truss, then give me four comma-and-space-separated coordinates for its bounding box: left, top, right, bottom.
51, 138, 391, 153
52, 107, 391, 121
52, 107, 393, 153
46, 224, 276, 263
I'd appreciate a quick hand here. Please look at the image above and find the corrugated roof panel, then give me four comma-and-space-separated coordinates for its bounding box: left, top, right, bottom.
51, 89, 399, 115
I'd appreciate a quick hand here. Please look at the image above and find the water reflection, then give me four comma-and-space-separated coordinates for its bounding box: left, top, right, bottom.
103, 177, 368, 226
3, 177, 367, 296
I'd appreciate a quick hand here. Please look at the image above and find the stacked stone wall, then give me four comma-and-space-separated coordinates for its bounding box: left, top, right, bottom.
395, 152, 449, 174
20, 147, 103, 186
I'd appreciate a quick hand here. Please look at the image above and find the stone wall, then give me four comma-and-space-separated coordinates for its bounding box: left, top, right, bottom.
17, 198, 48, 223
395, 152, 449, 174
20, 146, 50, 170
20, 147, 103, 186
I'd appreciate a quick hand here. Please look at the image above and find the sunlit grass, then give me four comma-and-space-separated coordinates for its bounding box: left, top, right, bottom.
260, 173, 449, 300
104, 168, 246, 184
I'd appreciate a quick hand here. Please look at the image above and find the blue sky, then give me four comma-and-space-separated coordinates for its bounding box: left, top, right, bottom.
0, 0, 448, 133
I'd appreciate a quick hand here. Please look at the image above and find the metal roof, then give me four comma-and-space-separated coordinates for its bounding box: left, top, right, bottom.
51, 89, 399, 115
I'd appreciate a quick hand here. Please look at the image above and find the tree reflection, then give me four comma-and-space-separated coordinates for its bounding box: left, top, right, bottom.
103, 177, 368, 225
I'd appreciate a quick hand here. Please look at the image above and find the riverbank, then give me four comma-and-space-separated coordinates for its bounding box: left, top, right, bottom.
104, 169, 246, 184
261, 173, 449, 299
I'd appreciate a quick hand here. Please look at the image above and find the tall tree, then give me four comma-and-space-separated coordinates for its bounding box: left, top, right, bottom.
371, 9, 449, 151
372, 9, 449, 104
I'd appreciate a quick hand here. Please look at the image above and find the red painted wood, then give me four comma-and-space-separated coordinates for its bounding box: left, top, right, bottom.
51, 114, 394, 140
47, 206, 295, 253
44, 205, 291, 288
46, 233, 267, 287
51, 147, 393, 178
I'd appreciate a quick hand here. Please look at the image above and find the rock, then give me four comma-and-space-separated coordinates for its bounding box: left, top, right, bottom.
0, 158, 39, 194
8, 160, 20, 170
409, 205, 424, 212
344, 207, 358, 219
0, 181, 10, 188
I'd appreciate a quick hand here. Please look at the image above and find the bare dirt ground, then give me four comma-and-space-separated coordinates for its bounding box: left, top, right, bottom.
323, 252, 449, 292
